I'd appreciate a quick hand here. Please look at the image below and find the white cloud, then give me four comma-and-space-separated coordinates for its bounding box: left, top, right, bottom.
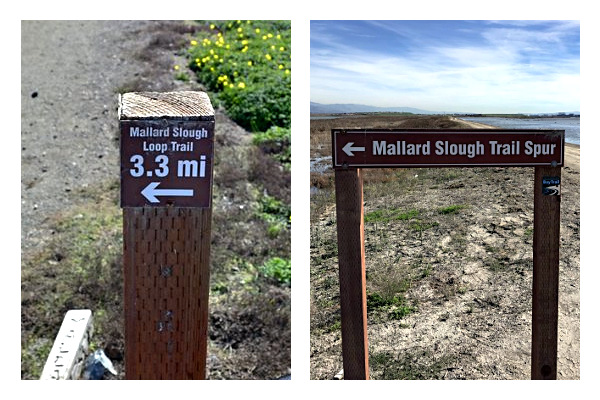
311, 21, 579, 113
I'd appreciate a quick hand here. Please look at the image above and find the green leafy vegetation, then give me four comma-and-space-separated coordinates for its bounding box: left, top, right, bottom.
409, 220, 439, 231
256, 193, 291, 238
260, 257, 291, 285
187, 20, 290, 132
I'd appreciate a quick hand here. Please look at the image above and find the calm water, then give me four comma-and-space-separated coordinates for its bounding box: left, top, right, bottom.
461, 117, 580, 145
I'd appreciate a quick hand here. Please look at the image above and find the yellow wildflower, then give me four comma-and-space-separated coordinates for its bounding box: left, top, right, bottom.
229, 83, 234, 88
190, 40, 198, 46
265, 53, 272, 61
173, 65, 180, 70
263, 35, 268, 40
242, 46, 248, 53
278, 64, 284, 69
277, 34, 281, 39
267, 33, 273, 38
238, 82, 246, 89
248, 61, 252, 66
195, 58, 200, 63
285, 69, 290, 75
280, 46, 285, 51
255, 28, 260, 33
237, 27, 242, 33
210, 24, 215, 30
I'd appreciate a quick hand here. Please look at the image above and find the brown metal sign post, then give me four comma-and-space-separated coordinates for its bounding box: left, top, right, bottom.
119, 91, 215, 379
332, 129, 564, 380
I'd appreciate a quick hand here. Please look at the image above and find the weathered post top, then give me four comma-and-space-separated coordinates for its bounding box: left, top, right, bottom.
119, 91, 215, 120
119, 91, 215, 208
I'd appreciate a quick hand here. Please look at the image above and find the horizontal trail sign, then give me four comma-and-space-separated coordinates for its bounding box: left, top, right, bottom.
332, 129, 564, 168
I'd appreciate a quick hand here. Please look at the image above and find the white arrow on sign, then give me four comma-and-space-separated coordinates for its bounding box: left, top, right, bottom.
342, 142, 365, 157
141, 182, 194, 203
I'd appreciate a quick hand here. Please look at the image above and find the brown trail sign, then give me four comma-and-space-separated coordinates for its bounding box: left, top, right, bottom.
119, 91, 214, 379
332, 129, 564, 380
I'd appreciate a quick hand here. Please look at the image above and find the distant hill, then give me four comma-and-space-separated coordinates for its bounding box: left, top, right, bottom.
310, 102, 440, 115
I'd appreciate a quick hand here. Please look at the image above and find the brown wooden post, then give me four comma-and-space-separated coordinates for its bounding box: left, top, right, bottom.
532, 166, 561, 379
119, 92, 215, 379
334, 168, 369, 380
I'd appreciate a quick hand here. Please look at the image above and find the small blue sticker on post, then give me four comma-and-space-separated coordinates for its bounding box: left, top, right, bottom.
542, 176, 560, 196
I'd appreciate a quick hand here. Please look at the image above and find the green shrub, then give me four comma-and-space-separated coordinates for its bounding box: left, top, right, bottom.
260, 257, 291, 285
187, 20, 291, 132
257, 193, 291, 231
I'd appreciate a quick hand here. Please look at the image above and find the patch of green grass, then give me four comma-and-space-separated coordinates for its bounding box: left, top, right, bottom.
187, 20, 290, 132
389, 305, 415, 320
438, 204, 467, 215
367, 292, 415, 320
365, 208, 419, 223
409, 220, 439, 231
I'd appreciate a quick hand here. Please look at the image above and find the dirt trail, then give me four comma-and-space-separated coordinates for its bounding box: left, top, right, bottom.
21, 21, 153, 252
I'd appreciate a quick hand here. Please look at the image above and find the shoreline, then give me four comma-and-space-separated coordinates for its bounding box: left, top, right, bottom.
452, 116, 580, 148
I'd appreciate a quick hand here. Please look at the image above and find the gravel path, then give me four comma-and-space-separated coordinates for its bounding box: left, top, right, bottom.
21, 20, 162, 253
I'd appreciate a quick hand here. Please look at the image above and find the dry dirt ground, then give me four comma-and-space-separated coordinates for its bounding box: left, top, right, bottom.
21, 20, 290, 380
309, 114, 579, 380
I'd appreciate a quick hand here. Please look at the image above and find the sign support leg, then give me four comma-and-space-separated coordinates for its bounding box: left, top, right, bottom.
532, 166, 561, 379
334, 168, 369, 380
123, 207, 212, 379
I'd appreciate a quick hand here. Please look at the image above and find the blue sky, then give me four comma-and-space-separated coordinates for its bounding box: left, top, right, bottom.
310, 20, 580, 113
